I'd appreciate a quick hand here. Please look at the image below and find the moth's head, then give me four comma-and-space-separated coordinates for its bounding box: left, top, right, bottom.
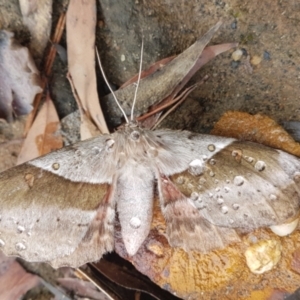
116, 122, 145, 141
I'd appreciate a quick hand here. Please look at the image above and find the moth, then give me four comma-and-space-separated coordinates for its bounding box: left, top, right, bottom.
0, 23, 300, 269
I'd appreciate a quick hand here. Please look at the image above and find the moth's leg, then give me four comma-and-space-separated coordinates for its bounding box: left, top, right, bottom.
157, 174, 240, 253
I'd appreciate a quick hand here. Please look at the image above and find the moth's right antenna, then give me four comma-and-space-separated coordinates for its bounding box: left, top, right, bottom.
130, 38, 144, 121
95, 48, 129, 124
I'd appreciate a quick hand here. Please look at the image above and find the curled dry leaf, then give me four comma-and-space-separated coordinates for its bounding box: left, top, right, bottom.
0, 30, 42, 122
120, 56, 176, 89
66, 0, 109, 137
211, 111, 300, 157
136, 43, 235, 127
17, 94, 63, 164
103, 22, 237, 127
0, 252, 40, 300
91, 256, 181, 300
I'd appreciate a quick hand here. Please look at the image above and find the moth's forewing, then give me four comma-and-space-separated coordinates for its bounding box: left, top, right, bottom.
0, 136, 115, 268
169, 140, 300, 229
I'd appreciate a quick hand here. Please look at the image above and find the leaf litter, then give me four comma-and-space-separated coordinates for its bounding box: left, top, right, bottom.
0, 30, 42, 122
17, 93, 63, 164
0, 252, 40, 300
66, 0, 109, 138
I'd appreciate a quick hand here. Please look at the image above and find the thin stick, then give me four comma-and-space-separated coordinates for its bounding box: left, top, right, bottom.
75, 268, 113, 300
151, 84, 198, 130
130, 39, 144, 121
95, 48, 129, 124
24, 12, 66, 136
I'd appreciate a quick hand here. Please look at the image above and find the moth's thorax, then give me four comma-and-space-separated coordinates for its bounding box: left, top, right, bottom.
109, 125, 161, 164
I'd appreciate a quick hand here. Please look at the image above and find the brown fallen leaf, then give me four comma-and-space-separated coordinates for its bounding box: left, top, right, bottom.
120, 56, 176, 89
0, 252, 40, 300
0, 30, 42, 122
17, 93, 63, 164
66, 0, 109, 138
91, 256, 180, 300
211, 111, 300, 157
102, 22, 237, 127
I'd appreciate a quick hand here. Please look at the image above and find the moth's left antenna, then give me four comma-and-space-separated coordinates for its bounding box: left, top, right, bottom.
130, 39, 144, 121
95, 48, 129, 124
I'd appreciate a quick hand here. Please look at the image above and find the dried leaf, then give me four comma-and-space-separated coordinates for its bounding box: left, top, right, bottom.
211, 111, 300, 157
17, 94, 63, 164
91, 257, 180, 300
103, 22, 237, 127
120, 56, 176, 89
0, 252, 40, 300
58, 277, 105, 300
67, 73, 100, 140
0, 30, 42, 122
66, 0, 109, 137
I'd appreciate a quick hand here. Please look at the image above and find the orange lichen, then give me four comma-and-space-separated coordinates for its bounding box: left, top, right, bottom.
211, 111, 300, 157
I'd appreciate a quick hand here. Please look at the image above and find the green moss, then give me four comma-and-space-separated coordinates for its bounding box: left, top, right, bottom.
240, 33, 255, 44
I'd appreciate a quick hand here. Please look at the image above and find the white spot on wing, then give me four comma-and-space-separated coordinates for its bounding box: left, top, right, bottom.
234, 176, 245, 186
130, 217, 141, 229
15, 242, 26, 251
255, 160, 266, 171
189, 159, 204, 176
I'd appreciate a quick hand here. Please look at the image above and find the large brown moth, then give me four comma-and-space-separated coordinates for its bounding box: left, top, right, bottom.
0, 23, 300, 269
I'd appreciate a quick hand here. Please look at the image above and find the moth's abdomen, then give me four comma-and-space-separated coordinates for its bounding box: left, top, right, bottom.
115, 159, 154, 256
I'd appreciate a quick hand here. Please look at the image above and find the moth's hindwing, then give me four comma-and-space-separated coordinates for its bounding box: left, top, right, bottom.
159, 174, 240, 252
